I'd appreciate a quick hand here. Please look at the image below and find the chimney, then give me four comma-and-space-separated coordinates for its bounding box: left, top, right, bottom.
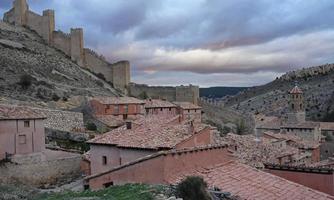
126, 121, 132, 130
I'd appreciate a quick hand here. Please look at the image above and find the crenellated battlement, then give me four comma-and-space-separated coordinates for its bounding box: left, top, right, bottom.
3, 0, 130, 93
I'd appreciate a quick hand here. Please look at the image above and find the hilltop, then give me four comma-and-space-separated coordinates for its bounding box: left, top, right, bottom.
200, 87, 248, 98
0, 20, 120, 105
224, 63, 334, 121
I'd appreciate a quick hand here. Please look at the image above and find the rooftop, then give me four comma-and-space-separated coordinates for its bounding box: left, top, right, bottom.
290, 85, 303, 94
281, 121, 320, 129
94, 115, 125, 128
88, 115, 208, 150
173, 101, 201, 110
91, 96, 145, 105
263, 131, 320, 149
0, 104, 46, 120
224, 133, 302, 168
144, 99, 177, 108
168, 161, 334, 200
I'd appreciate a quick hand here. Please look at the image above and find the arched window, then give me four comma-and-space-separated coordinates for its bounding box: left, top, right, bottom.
291, 103, 295, 110
300, 104, 302, 110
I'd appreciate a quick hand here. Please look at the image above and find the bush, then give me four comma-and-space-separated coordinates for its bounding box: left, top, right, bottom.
139, 91, 149, 99
96, 73, 106, 81
86, 122, 97, 131
18, 74, 33, 89
52, 93, 61, 101
176, 176, 211, 200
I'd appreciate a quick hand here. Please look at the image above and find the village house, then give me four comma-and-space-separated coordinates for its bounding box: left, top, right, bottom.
0, 104, 46, 160
86, 115, 215, 175
263, 131, 321, 162
84, 145, 333, 199
265, 163, 334, 196
144, 99, 177, 116
173, 101, 202, 123
89, 97, 145, 130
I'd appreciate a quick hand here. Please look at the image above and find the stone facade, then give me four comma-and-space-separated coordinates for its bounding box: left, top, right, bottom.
3, 0, 130, 93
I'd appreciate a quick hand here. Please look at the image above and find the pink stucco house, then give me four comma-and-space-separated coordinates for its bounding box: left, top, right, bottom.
86, 115, 215, 175
0, 105, 46, 159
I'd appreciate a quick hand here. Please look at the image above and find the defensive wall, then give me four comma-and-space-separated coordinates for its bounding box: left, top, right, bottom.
129, 83, 199, 105
3, 0, 130, 93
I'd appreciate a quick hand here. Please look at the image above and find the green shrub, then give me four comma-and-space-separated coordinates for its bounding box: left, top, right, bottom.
86, 122, 97, 131
18, 74, 33, 89
176, 176, 211, 200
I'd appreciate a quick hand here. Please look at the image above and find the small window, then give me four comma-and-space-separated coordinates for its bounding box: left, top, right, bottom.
18, 135, 26, 144
114, 105, 119, 114
160, 108, 163, 111
188, 110, 190, 113
169, 108, 172, 111
24, 121, 30, 127
124, 105, 129, 113
119, 157, 122, 165
102, 156, 107, 165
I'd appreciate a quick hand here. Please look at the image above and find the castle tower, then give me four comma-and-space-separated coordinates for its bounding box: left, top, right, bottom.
42, 9, 55, 44
11, 0, 28, 25
70, 28, 85, 66
286, 84, 305, 124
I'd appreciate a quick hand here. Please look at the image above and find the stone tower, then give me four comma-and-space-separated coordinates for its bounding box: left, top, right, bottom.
286, 84, 305, 124
13, 0, 28, 25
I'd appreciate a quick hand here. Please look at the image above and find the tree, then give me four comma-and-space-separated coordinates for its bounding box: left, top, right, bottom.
176, 176, 211, 200
138, 91, 149, 99
86, 122, 97, 131
235, 119, 247, 135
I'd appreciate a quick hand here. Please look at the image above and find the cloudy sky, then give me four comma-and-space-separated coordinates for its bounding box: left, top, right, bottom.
1, 0, 334, 87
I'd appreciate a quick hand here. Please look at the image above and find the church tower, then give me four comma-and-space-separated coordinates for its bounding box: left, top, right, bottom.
286, 84, 305, 124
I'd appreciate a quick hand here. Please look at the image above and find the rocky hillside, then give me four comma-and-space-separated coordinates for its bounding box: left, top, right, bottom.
0, 20, 120, 104
224, 63, 334, 121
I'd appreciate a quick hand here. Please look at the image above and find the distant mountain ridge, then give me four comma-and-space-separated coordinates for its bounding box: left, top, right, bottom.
223, 63, 334, 121
200, 87, 248, 98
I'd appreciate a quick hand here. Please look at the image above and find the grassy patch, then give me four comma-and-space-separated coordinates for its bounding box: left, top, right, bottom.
36, 184, 159, 200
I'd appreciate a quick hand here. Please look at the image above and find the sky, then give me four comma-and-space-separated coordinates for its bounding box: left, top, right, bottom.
1, 0, 334, 87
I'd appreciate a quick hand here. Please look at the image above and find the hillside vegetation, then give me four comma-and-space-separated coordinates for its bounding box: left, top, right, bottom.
0, 20, 120, 103
224, 63, 334, 121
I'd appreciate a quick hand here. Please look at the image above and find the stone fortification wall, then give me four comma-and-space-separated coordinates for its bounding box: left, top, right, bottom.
0, 154, 82, 187
3, 0, 130, 93
129, 83, 177, 101
84, 48, 113, 82
111, 61, 130, 93
53, 31, 71, 55
129, 83, 200, 104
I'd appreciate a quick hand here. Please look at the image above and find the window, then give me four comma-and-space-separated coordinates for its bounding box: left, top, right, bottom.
114, 105, 119, 114
102, 156, 107, 165
291, 103, 295, 110
119, 157, 122, 165
169, 108, 172, 111
160, 108, 163, 111
18, 135, 27, 144
24, 120, 30, 127
124, 105, 129, 113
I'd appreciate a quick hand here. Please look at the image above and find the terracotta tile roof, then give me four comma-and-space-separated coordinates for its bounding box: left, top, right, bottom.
223, 133, 302, 168
94, 115, 125, 128
0, 104, 46, 120
144, 99, 177, 108
309, 157, 334, 168
290, 85, 303, 94
92, 96, 145, 105
320, 122, 334, 131
263, 131, 320, 149
282, 121, 320, 129
173, 102, 202, 110
88, 115, 207, 150
167, 161, 334, 200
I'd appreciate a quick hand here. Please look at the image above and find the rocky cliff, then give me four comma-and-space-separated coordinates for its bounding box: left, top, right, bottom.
0, 20, 120, 104
224, 63, 334, 121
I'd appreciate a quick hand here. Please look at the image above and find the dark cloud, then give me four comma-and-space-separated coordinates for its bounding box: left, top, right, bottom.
1, 0, 334, 86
